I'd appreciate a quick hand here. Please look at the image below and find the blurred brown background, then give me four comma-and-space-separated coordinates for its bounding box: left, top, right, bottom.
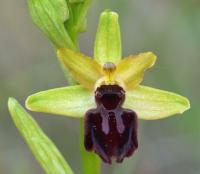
0, 0, 199, 174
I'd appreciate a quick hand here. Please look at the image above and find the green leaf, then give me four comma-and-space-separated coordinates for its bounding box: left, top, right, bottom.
26, 85, 95, 117
94, 10, 122, 65
124, 85, 190, 120
57, 48, 102, 90
28, 0, 76, 49
116, 52, 157, 90
8, 98, 74, 174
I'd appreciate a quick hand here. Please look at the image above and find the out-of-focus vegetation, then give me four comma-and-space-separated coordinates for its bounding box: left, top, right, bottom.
0, 0, 199, 174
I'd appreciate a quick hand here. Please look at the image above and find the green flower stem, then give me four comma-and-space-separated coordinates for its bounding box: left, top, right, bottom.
67, 2, 102, 169
80, 119, 101, 174
64, 3, 101, 169
59, 58, 78, 85
72, 20, 102, 174
72, 4, 101, 170
72, 41, 101, 174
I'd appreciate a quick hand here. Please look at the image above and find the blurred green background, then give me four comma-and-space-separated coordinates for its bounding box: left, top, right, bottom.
0, 0, 199, 174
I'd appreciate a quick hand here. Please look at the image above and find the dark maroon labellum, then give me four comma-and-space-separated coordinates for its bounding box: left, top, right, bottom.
84, 85, 138, 164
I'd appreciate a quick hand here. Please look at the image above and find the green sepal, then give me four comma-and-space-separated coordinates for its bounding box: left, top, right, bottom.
8, 98, 74, 174
124, 85, 190, 120
26, 85, 95, 117
94, 10, 122, 65
28, 0, 76, 49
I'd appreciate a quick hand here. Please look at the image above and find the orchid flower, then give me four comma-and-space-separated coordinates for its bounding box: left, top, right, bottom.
25, 11, 190, 164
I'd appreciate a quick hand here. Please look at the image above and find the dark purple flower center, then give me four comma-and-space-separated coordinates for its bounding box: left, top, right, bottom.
95, 85, 125, 110
84, 85, 138, 164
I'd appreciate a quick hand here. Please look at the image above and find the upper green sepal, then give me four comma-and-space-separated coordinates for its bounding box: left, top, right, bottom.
124, 85, 190, 120
94, 10, 122, 65
28, 0, 76, 49
8, 98, 74, 174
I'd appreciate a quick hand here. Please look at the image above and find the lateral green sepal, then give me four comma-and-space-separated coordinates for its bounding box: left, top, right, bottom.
26, 85, 95, 117
124, 85, 190, 120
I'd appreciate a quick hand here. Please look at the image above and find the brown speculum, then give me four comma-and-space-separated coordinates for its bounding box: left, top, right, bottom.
84, 85, 138, 164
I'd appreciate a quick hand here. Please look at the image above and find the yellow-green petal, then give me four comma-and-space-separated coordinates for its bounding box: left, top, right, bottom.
26, 85, 95, 117
94, 10, 121, 65
8, 98, 74, 174
57, 48, 102, 90
124, 85, 190, 120
116, 52, 156, 89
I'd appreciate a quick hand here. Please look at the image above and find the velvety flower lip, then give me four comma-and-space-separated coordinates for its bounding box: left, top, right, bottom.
84, 85, 138, 163
25, 10, 190, 164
